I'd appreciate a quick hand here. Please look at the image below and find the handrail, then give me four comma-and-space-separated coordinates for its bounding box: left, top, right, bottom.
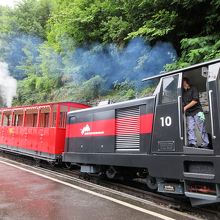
208, 90, 216, 139
178, 96, 184, 140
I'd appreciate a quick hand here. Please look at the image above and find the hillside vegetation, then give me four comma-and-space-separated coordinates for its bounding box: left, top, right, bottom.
0, 0, 220, 106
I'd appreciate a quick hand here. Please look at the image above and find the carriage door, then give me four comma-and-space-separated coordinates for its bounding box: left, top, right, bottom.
151, 73, 184, 153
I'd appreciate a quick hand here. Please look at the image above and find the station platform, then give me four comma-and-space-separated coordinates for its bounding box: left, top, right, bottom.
0, 158, 198, 220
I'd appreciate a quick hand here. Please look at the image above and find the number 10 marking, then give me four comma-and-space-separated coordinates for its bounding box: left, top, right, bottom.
160, 116, 172, 127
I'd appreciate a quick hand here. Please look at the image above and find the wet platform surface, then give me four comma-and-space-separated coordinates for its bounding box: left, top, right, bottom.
0, 160, 197, 220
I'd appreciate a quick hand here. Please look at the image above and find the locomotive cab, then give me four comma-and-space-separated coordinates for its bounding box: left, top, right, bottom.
146, 60, 220, 205
150, 62, 220, 154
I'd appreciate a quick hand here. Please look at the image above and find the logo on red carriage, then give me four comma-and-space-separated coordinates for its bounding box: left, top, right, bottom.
80, 124, 104, 136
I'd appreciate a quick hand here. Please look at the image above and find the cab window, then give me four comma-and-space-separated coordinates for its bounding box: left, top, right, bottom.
160, 75, 179, 104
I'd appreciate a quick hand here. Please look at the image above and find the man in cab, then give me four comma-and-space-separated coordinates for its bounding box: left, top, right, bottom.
182, 77, 210, 149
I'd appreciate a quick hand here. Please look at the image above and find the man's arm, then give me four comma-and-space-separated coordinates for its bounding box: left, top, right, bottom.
184, 100, 198, 112
184, 87, 199, 112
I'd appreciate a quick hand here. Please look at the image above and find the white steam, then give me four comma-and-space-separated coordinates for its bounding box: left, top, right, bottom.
0, 62, 17, 107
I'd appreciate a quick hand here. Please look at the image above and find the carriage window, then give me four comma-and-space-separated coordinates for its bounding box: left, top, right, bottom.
3, 114, 11, 126
51, 111, 57, 127
14, 114, 23, 126
59, 112, 67, 128
33, 113, 38, 127
39, 113, 50, 127
25, 114, 33, 127
160, 75, 179, 104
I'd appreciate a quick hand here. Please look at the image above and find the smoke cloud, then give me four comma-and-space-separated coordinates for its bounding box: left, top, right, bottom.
1, 34, 177, 103
4, 35, 177, 89
65, 38, 177, 87
0, 62, 17, 107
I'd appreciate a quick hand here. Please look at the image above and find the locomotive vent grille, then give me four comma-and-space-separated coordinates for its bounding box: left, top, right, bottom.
116, 106, 141, 152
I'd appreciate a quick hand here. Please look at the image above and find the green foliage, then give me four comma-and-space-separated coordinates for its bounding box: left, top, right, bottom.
140, 86, 156, 97
113, 80, 134, 91
166, 35, 220, 70
125, 89, 136, 100
127, 10, 177, 41
181, 36, 219, 63
13, 72, 61, 105
13, 0, 55, 39
0, 6, 15, 34
100, 80, 136, 103
75, 75, 105, 102
47, 0, 107, 48
101, 16, 130, 44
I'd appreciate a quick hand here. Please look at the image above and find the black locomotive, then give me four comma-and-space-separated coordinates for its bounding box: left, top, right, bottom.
63, 58, 220, 206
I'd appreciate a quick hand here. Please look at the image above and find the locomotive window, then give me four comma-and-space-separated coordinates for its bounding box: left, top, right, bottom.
160, 75, 179, 104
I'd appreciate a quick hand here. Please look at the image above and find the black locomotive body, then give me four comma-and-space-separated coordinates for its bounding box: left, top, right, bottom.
63, 59, 220, 205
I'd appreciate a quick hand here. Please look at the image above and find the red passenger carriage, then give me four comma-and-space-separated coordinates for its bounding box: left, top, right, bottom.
0, 102, 89, 161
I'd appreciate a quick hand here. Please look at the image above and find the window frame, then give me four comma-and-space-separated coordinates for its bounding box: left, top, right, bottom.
158, 73, 181, 105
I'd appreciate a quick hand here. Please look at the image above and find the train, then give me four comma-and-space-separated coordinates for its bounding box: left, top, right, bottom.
1, 58, 220, 206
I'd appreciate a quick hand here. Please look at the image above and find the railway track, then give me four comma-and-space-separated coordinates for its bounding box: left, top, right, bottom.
1, 150, 220, 220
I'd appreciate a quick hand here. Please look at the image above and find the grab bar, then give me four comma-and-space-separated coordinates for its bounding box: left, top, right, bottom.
209, 90, 216, 139
178, 96, 184, 140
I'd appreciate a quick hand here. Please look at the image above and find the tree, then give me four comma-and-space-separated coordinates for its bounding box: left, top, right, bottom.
13, 0, 55, 39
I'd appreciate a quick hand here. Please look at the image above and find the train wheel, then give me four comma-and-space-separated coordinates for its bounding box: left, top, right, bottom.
106, 166, 117, 179
146, 175, 158, 191
64, 162, 73, 170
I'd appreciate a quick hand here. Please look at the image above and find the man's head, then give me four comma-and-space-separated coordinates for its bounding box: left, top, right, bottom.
182, 77, 190, 90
